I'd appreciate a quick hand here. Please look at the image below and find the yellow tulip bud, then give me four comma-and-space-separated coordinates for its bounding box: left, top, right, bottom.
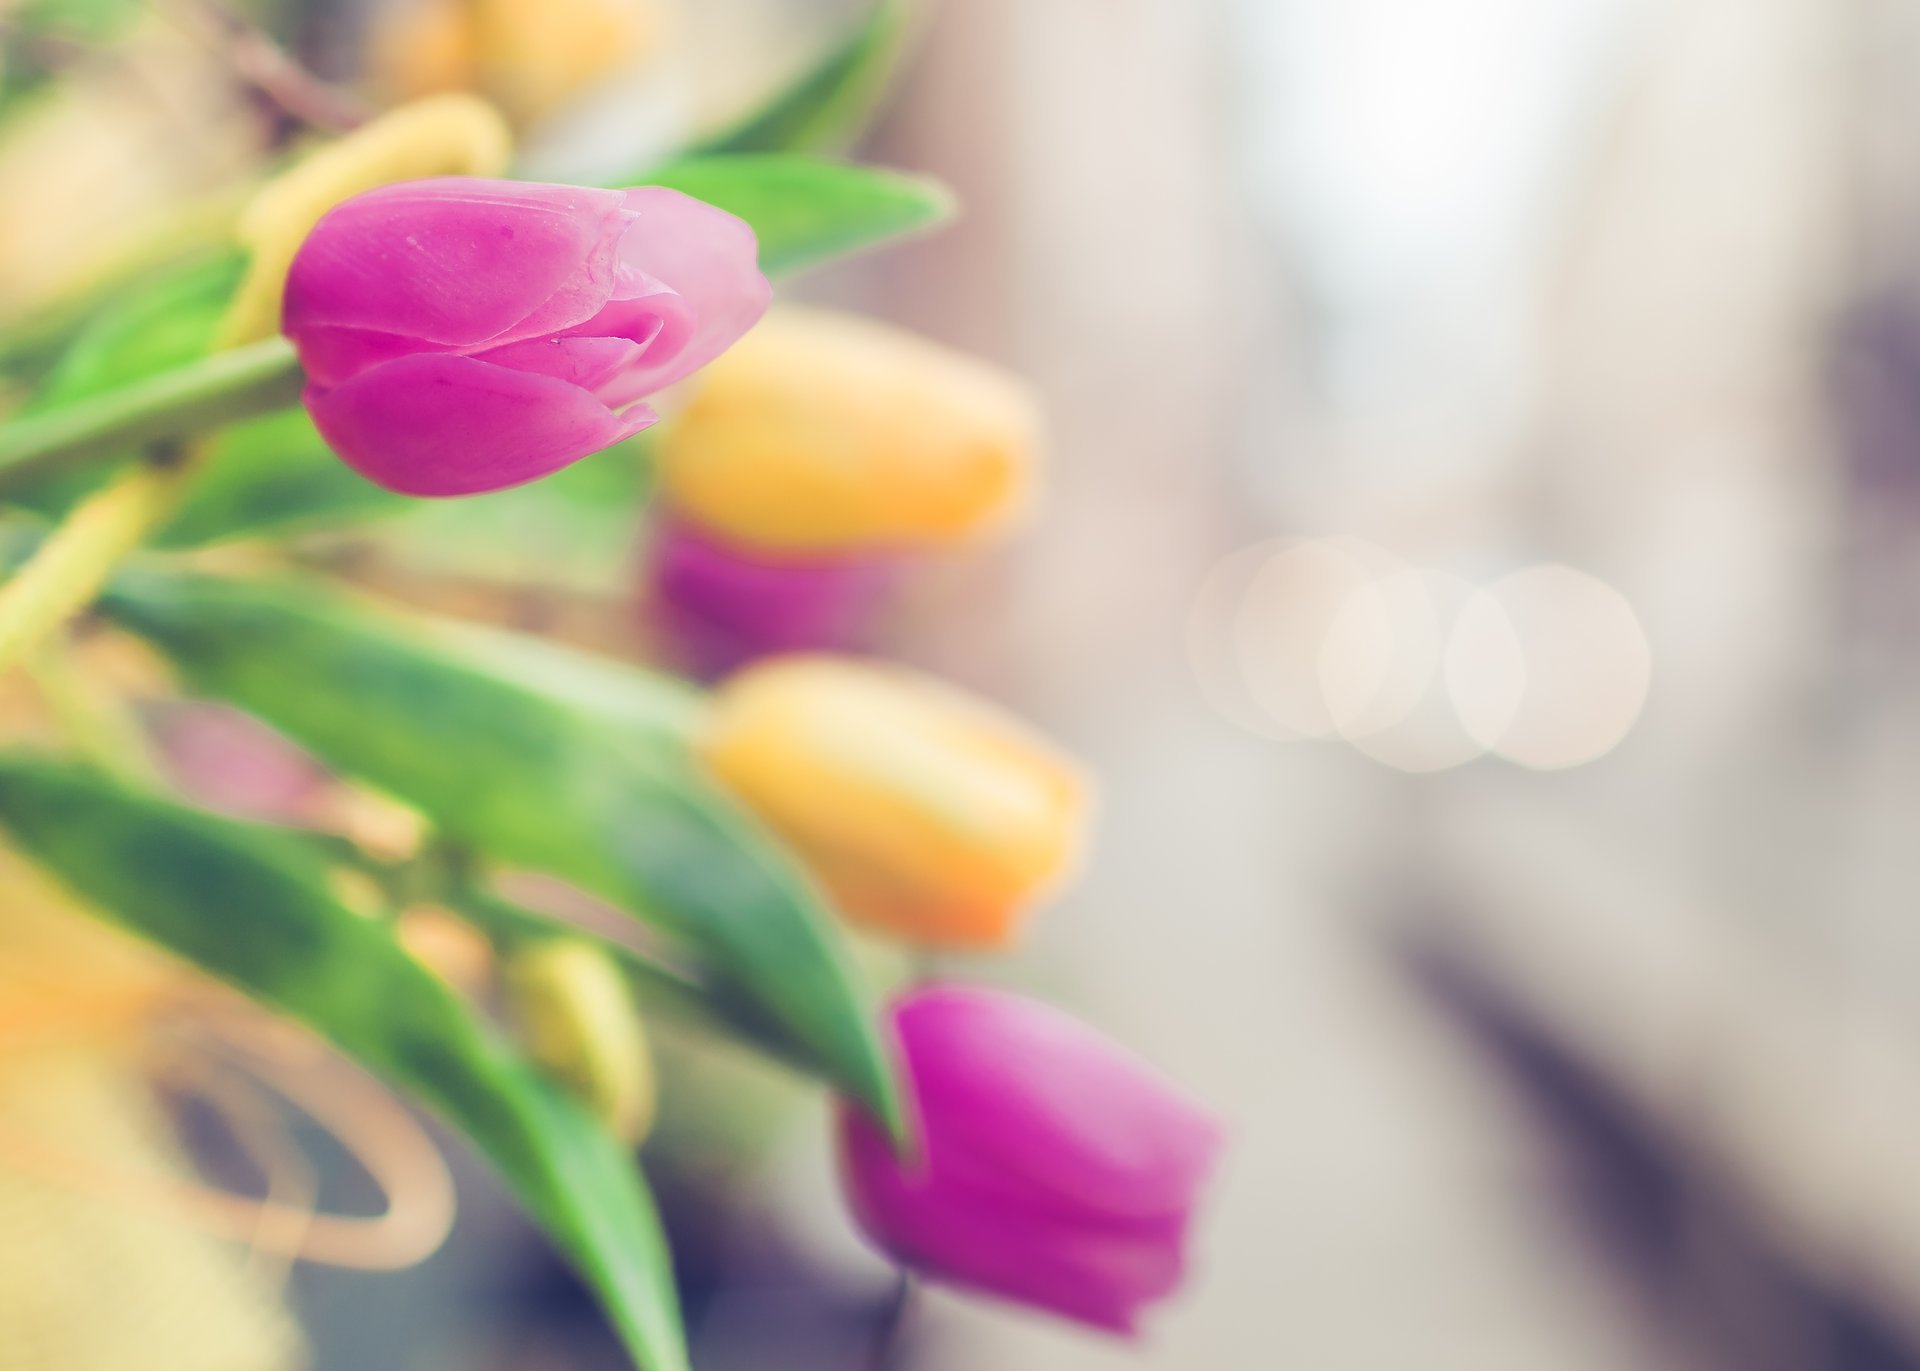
659, 309, 1041, 556
221, 94, 513, 345
507, 939, 655, 1144
699, 657, 1087, 949
371, 0, 664, 126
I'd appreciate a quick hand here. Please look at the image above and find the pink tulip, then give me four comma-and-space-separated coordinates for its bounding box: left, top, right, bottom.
838, 985, 1221, 1335
283, 177, 770, 496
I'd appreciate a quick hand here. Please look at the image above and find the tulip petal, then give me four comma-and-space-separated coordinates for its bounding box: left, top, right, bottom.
606, 187, 772, 393
836, 985, 1221, 1335
475, 335, 649, 395
841, 1108, 1189, 1335
305, 353, 654, 496
564, 290, 699, 405
650, 516, 898, 678
902, 987, 1223, 1220
285, 178, 630, 356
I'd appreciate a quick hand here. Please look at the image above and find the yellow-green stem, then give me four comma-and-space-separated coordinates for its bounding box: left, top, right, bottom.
0, 446, 205, 677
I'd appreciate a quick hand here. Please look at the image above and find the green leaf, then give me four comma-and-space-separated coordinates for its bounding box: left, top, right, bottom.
100, 567, 907, 1141
446, 882, 809, 1073
633, 155, 951, 278
0, 756, 689, 1371
691, 0, 915, 156
367, 436, 655, 591
31, 250, 244, 411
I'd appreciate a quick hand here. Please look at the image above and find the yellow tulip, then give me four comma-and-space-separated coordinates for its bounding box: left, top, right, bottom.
699, 657, 1087, 949
659, 309, 1041, 556
371, 0, 665, 126
507, 939, 656, 1144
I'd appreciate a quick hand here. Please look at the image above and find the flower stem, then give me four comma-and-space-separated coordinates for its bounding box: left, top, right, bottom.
0, 444, 207, 676
0, 337, 303, 495
865, 1271, 919, 1371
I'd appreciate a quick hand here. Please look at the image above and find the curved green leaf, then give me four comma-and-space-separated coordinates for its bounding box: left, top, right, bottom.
100, 567, 906, 1140
30, 250, 244, 413
691, 0, 915, 157
0, 756, 688, 1371
633, 155, 951, 278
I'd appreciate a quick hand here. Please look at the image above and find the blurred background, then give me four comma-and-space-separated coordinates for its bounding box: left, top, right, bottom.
15, 0, 1920, 1367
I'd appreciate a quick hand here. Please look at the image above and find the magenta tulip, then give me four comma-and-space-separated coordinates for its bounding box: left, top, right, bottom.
283, 177, 770, 496
838, 985, 1221, 1335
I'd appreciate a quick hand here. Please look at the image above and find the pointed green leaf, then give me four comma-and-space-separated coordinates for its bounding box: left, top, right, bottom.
632, 155, 951, 278
0, 756, 688, 1371
691, 0, 915, 156
31, 250, 243, 411
99, 568, 906, 1140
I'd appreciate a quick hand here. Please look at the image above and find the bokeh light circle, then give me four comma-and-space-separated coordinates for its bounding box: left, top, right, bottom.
1444, 564, 1650, 769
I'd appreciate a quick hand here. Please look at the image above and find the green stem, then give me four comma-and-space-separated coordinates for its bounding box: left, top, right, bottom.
0, 337, 304, 495
0, 445, 207, 677
864, 1272, 918, 1371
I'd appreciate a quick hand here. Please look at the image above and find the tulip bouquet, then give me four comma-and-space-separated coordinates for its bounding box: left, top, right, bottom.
0, 4, 1218, 1368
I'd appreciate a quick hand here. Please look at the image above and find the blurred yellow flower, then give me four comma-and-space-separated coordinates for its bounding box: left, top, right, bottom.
0, 18, 258, 324
371, 0, 665, 126
699, 657, 1087, 949
0, 846, 170, 1015
508, 939, 656, 1144
0, 852, 299, 1371
659, 309, 1041, 556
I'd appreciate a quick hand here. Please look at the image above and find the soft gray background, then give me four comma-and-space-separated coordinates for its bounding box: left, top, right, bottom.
311, 1, 1920, 1367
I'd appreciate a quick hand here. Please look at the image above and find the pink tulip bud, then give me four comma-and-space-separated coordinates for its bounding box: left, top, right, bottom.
838, 986, 1221, 1335
283, 177, 770, 496
150, 701, 330, 824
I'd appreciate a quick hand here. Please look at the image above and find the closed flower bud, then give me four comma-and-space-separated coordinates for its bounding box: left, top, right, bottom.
658, 309, 1040, 556
839, 986, 1221, 1334
283, 177, 770, 496
647, 514, 898, 679
699, 657, 1087, 949
507, 939, 655, 1144
150, 702, 329, 824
